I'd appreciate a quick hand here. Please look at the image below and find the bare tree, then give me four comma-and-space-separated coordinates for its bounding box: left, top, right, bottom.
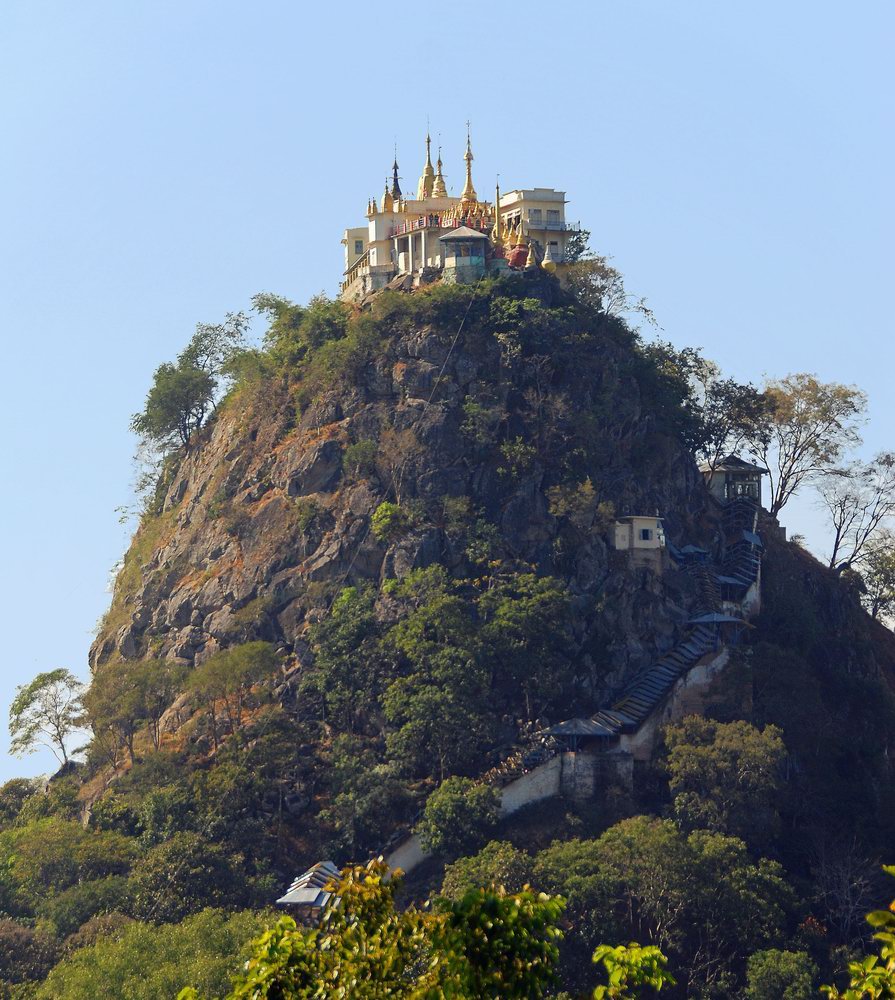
747, 373, 867, 518
817, 453, 895, 568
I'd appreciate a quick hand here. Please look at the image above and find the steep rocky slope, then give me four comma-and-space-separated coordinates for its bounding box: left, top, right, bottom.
92, 275, 710, 706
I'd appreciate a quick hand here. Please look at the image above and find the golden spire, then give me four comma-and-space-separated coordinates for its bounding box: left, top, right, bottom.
370, 196, 378, 215
433, 147, 447, 197
417, 130, 435, 200
381, 177, 393, 213
460, 123, 477, 205
525, 239, 538, 269
491, 177, 503, 245
515, 215, 526, 245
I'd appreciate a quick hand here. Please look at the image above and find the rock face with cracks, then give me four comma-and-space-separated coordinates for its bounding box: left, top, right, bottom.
91, 279, 711, 717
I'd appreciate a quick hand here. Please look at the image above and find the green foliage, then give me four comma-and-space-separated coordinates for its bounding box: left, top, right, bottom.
371, 501, 411, 542
415, 777, 500, 857
293, 496, 320, 533
8, 669, 85, 766
0, 779, 41, 830
131, 313, 247, 449
441, 840, 535, 899
187, 642, 279, 748
663, 716, 786, 846
591, 942, 676, 998
128, 831, 246, 923
498, 436, 538, 480
0, 918, 59, 988
36, 875, 129, 939
858, 531, 895, 622
461, 397, 502, 446
0, 818, 137, 916
822, 866, 895, 998
343, 439, 378, 478
38, 908, 269, 1000
745, 948, 818, 999
184, 860, 566, 1000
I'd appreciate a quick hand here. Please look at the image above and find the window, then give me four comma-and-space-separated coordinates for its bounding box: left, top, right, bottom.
547, 209, 560, 223
354, 240, 364, 255
640, 528, 653, 541
529, 208, 543, 223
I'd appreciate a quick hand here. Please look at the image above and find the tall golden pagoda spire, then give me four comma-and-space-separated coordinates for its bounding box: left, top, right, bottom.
432, 146, 447, 198
381, 177, 394, 213
416, 130, 435, 200
460, 123, 477, 205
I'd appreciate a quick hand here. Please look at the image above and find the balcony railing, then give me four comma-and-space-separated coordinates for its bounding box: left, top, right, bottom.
389, 214, 493, 239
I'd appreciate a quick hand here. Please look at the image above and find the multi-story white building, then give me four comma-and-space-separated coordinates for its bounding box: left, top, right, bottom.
340, 130, 579, 301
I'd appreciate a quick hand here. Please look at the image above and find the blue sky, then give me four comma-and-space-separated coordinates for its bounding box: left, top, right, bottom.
0, 0, 891, 779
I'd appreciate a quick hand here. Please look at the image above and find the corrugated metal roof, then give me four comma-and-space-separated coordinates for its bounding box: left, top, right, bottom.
544, 717, 616, 738
438, 225, 490, 241
276, 860, 340, 907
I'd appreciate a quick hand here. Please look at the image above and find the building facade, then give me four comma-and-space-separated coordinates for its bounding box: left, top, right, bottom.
340, 130, 579, 301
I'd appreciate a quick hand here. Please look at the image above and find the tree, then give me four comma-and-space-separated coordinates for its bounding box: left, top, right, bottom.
131, 313, 247, 449
563, 226, 592, 263
664, 716, 786, 846
415, 777, 501, 858
37, 908, 269, 1000
858, 532, 895, 622
9, 668, 85, 766
0, 918, 59, 987
131, 659, 188, 751
188, 642, 279, 748
745, 949, 817, 1000
747, 373, 866, 518
818, 454, 895, 568
84, 663, 147, 765
128, 831, 246, 923
477, 573, 574, 721
563, 256, 656, 327
441, 840, 535, 899
591, 943, 676, 998
181, 859, 569, 1000
822, 866, 895, 998
694, 372, 773, 478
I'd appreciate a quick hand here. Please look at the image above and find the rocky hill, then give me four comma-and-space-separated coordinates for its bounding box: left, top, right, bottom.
92, 274, 710, 704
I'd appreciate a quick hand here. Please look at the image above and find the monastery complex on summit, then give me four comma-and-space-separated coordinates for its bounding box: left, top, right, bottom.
340, 129, 580, 301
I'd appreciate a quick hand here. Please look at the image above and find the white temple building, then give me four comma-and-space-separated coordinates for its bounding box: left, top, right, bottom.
340, 129, 580, 301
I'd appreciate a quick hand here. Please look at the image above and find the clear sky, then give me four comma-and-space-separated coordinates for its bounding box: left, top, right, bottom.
0, 0, 891, 780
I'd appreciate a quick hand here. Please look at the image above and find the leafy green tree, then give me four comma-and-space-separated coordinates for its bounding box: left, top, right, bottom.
9, 668, 85, 766
128, 831, 246, 923
477, 573, 573, 720
307, 585, 382, 733
36, 875, 130, 938
823, 866, 895, 998
857, 531, 895, 622
441, 840, 535, 899
0, 918, 59, 988
748, 373, 867, 517
745, 948, 818, 1000
37, 908, 269, 1000
664, 716, 785, 846
131, 313, 247, 448
383, 569, 489, 778
591, 942, 676, 998
562, 226, 592, 263
319, 735, 411, 856
0, 818, 136, 915
132, 659, 188, 751
84, 662, 146, 765
0, 779, 40, 830
415, 776, 501, 857
695, 373, 773, 477
188, 642, 278, 748
371, 501, 411, 542
182, 860, 568, 1000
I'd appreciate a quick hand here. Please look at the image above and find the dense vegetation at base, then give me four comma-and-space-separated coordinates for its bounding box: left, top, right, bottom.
3, 274, 895, 997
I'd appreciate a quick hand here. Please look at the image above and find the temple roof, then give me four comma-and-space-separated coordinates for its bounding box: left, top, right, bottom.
700, 454, 767, 474
276, 860, 340, 908
439, 226, 490, 241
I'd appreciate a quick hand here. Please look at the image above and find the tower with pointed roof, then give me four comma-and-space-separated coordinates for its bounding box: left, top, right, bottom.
432, 148, 447, 198
416, 133, 435, 200
460, 125, 477, 206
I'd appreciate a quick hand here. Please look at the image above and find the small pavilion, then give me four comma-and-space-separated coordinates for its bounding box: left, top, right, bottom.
700, 455, 767, 504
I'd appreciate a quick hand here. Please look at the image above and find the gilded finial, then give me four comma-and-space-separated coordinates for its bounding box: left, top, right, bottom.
460, 121, 477, 205
417, 127, 435, 200
381, 177, 394, 213
525, 240, 538, 269
433, 146, 447, 198
391, 146, 402, 199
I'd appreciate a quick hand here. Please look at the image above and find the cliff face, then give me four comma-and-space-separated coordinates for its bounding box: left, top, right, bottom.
91, 277, 710, 708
